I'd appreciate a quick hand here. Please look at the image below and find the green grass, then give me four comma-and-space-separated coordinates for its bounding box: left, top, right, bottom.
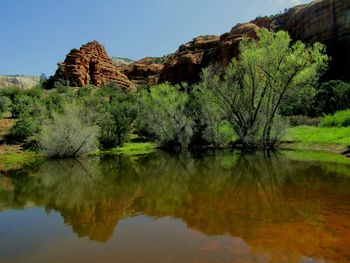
93, 142, 157, 157
321, 110, 350, 127
283, 126, 350, 152
0, 149, 42, 172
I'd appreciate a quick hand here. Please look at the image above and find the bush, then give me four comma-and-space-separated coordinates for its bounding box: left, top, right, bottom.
288, 116, 320, 127
9, 116, 38, 143
0, 96, 11, 114
314, 80, 350, 115
321, 110, 350, 127
98, 94, 138, 149
40, 103, 99, 158
138, 83, 193, 149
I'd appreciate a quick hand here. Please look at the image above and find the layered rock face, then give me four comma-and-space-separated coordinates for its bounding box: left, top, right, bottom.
57, 41, 134, 90
275, 0, 350, 80
159, 0, 350, 84
119, 58, 164, 86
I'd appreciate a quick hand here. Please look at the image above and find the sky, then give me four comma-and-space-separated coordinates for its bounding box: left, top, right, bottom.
0, 0, 311, 76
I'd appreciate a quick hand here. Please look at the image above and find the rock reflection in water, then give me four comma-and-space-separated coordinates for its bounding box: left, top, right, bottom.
1, 151, 350, 262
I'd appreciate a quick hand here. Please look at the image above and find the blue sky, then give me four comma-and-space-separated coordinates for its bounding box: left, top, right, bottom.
0, 0, 311, 76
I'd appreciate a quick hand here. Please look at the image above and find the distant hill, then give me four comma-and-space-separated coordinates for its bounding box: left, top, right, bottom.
111, 57, 134, 66
0, 75, 40, 89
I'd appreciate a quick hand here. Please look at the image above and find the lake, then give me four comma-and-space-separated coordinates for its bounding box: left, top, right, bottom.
0, 150, 350, 263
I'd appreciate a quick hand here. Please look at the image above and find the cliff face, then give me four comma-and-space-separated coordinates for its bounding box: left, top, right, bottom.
276, 0, 350, 80
0, 75, 40, 89
56, 41, 135, 90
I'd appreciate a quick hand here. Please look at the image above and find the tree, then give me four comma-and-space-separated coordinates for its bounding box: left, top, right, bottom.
196, 29, 328, 148
138, 83, 193, 149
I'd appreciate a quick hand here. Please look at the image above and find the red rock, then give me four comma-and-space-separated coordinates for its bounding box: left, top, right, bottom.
56, 41, 135, 90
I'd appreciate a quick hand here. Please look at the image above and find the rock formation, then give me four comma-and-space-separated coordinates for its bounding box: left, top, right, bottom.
54, 41, 135, 90
119, 57, 164, 86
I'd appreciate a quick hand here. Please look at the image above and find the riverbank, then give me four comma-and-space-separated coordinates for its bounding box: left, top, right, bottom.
1, 124, 350, 172
282, 126, 350, 155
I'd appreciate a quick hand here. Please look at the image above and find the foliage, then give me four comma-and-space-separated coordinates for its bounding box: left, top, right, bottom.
288, 116, 320, 127
138, 83, 193, 149
196, 29, 328, 148
98, 91, 138, 149
0, 96, 11, 114
321, 110, 350, 127
9, 116, 38, 144
39, 102, 99, 158
314, 80, 350, 115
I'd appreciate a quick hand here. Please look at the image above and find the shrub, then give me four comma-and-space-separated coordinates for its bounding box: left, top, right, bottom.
9, 115, 38, 143
288, 116, 320, 127
321, 110, 350, 127
314, 80, 350, 115
0, 96, 11, 114
98, 98, 138, 149
40, 103, 99, 158
138, 83, 193, 149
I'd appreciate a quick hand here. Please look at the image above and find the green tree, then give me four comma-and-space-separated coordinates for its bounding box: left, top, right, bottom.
196, 29, 328, 148
138, 83, 193, 149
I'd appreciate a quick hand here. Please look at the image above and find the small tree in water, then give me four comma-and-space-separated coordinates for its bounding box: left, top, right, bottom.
196, 29, 328, 148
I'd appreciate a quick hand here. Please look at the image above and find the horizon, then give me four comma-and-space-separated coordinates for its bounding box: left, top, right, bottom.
0, 0, 311, 77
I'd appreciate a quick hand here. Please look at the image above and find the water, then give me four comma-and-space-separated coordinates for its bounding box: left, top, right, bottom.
1, 150, 350, 263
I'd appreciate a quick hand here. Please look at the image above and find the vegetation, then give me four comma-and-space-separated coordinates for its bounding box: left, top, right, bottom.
1, 29, 350, 160
321, 110, 350, 127
284, 126, 350, 152
138, 83, 193, 149
40, 102, 99, 158
195, 29, 328, 148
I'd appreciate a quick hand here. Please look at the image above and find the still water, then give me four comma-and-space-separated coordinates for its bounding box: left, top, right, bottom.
1, 150, 350, 263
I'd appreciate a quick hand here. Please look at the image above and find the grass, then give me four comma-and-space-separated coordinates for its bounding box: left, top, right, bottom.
283, 126, 350, 153
0, 145, 42, 172
93, 142, 157, 157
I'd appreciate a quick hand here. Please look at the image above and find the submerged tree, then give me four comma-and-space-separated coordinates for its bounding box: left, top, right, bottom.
196, 29, 329, 148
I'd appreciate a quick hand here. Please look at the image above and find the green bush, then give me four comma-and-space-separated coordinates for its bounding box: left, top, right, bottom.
9, 115, 38, 143
98, 91, 138, 149
40, 102, 99, 158
138, 83, 193, 149
0, 96, 12, 114
314, 80, 350, 115
321, 110, 350, 127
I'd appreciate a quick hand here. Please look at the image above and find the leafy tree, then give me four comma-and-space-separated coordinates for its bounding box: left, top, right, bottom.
196, 29, 328, 148
98, 91, 138, 149
138, 83, 193, 149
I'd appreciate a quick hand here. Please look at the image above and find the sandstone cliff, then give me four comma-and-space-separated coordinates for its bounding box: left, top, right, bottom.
53, 41, 135, 90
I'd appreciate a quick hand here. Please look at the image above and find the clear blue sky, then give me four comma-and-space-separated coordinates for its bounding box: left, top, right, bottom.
0, 0, 311, 76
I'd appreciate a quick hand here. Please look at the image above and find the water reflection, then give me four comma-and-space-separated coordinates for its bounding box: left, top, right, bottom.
1, 151, 350, 262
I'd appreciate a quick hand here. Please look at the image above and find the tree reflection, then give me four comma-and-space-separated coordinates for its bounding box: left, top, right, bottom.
1, 151, 350, 261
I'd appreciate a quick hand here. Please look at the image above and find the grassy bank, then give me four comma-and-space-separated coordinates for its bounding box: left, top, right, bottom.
91, 142, 157, 157
282, 126, 350, 153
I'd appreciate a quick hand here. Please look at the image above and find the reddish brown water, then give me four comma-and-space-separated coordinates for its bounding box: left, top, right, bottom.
1, 151, 350, 262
